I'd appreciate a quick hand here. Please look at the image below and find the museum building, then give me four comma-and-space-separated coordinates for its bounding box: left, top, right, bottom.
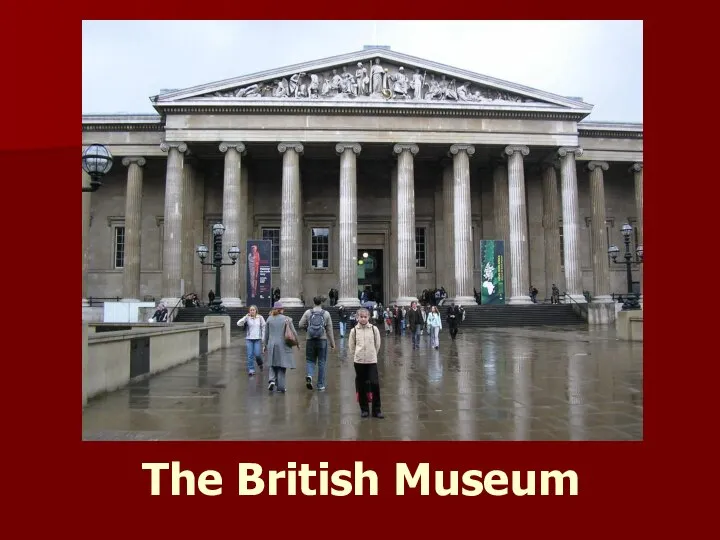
81, 47, 643, 319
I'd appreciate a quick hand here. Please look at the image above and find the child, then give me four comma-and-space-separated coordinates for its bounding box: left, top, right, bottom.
348, 308, 383, 419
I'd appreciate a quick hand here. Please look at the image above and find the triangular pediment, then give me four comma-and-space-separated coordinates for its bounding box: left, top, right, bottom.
152, 48, 592, 114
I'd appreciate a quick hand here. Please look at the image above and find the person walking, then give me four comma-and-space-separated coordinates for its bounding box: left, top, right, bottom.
406, 301, 423, 349
337, 304, 348, 338
447, 302, 463, 340
236, 305, 266, 376
262, 302, 298, 393
426, 305, 442, 349
348, 308, 383, 419
298, 296, 336, 391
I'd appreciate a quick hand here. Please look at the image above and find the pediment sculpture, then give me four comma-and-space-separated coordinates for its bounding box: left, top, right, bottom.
202, 58, 538, 104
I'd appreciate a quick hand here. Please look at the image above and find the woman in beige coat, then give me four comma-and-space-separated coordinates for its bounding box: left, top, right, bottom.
348, 308, 383, 418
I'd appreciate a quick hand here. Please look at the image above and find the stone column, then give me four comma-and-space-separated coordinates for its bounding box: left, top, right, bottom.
238, 165, 249, 302
450, 144, 476, 304
180, 160, 195, 297
160, 142, 188, 307
393, 143, 419, 306
390, 165, 398, 303
82, 171, 91, 308
631, 162, 643, 298
505, 145, 531, 305
492, 161, 510, 299
120, 157, 146, 301
631, 163, 643, 243
277, 143, 304, 307
441, 161, 455, 299
219, 142, 246, 307
336, 143, 362, 307
558, 147, 586, 303
542, 163, 563, 296
588, 161, 612, 303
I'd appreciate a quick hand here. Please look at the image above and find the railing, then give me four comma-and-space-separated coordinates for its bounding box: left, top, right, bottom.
167, 297, 185, 322
86, 296, 157, 307
611, 292, 642, 303
563, 292, 589, 321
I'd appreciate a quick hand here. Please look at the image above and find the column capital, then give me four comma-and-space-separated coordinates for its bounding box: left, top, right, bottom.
160, 142, 187, 154
121, 157, 146, 167
219, 142, 246, 154
449, 144, 475, 156
278, 142, 304, 154
504, 145, 529, 157
587, 161, 609, 172
393, 143, 419, 155
557, 146, 583, 158
629, 162, 643, 173
335, 143, 362, 155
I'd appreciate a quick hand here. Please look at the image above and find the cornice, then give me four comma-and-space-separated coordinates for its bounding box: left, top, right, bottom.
153, 104, 587, 121
578, 121, 643, 139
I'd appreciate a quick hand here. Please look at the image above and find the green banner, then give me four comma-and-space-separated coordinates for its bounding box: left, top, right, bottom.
480, 240, 505, 305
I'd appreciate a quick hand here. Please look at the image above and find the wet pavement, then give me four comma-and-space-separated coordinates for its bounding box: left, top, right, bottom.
82, 326, 643, 441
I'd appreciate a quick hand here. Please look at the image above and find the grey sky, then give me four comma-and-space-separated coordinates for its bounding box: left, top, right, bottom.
82, 20, 642, 122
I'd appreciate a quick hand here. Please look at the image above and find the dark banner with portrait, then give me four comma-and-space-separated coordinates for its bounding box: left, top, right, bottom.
480, 240, 505, 305
246, 240, 272, 308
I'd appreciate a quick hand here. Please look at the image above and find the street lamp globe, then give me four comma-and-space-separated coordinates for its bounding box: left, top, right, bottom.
636, 244, 643, 260
228, 245, 240, 261
212, 223, 226, 237
608, 245, 620, 261
621, 223, 633, 239
82, 144, 114, 191
196, 244, 209, 261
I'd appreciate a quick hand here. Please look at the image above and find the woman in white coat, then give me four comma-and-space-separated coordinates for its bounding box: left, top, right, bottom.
236, 305, 266, 377
426, 305, 443, 350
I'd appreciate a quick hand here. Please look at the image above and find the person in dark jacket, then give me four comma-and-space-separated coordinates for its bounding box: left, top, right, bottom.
406, 301, 424, 349
208, 290, 215, 306
337, 304, 349, 338
150, 303, 168, 322
447, 303, 464, 340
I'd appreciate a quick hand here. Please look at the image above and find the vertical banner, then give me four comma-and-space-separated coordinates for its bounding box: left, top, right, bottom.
480, 240, 505, 305
246, 240, 272, 308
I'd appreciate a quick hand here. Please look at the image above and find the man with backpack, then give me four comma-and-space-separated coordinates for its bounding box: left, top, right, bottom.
298, 296, 336, 391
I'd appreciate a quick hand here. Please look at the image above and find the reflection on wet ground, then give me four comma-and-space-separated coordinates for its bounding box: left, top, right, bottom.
82, 326, 642, 441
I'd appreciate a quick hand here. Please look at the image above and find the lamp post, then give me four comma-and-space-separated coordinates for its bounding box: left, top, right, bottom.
196, 223, 240, 312
608, 223, 644, 310
81, 144, 114, 192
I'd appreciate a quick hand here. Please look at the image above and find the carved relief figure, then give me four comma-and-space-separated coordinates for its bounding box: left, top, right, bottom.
391, 66, 409, 99
438, 75, 458, 100
341, 66, 357, 96
289, 73, 309, 98
411, 68, 424, 100
331, 69, 343, 93
425, 74, 441, 100
273, 78, 290, 98
370, 58, 385, 94
308, 73, 320, 98
456, 81, 472, 101
355, 62, 369, 96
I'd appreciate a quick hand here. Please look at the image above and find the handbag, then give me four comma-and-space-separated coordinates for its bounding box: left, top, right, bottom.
283, 317, 298, 347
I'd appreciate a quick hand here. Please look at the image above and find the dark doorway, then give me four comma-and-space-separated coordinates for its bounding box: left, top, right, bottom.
357, 249, 384, 305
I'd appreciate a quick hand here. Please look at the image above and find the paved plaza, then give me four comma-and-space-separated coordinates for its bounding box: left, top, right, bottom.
82, 327, 643, 441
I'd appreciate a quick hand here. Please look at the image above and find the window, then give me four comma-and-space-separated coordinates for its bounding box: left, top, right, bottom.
415, 227, 426, 268
114, 226, 125, 269
559, 226, 564, 267
262, 228, 280, 268
311, 227, 329, 269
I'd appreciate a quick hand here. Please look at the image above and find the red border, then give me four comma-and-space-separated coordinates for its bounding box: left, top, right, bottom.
2, 8, 706, 536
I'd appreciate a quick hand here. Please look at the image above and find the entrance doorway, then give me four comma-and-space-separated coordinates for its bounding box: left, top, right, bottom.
357, 249, 384, 305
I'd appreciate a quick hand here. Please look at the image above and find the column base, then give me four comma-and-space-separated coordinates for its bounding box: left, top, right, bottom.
395, 296, 418, 307
120, 297, 141, 303
565, 294, 587, 304
160, 298, 182, 310
82, 298, 89, 308
509, 295, 533, 305
337, 297, 361, 308
279, 297, 304, 308
220, 297, 244, 308
591, 295, 613, 304
453, 295, 477, 306
588, 302, 616, 324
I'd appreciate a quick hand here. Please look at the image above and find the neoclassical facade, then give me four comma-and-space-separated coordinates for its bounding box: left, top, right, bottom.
82, 47, 642, 317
